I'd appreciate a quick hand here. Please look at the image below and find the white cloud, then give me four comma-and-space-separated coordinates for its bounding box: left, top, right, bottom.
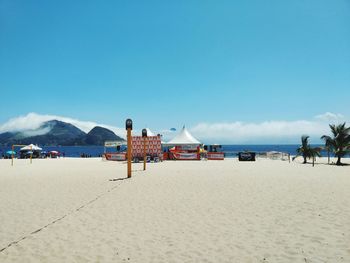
21, 126, 53, 137
0, 113, 126, 138
314, 112, 345, 122
187, 112, 348, 144
190, 120, 329, 144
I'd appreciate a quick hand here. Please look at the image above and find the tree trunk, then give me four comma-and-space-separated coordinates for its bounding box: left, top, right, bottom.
303, 157, 307, 164
327, 149, 330, 164
336, 156, 342, 165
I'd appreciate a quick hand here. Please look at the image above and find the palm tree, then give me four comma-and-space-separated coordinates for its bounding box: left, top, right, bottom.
321, 123, 350, 165
294, 135, 321, 164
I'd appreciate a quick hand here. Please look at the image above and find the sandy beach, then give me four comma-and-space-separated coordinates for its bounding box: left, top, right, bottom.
0, 157, 349, 262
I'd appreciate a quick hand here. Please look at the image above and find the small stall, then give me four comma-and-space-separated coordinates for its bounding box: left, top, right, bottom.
169, 145, 200, 160
20, 144, 42, 159
164, 126, 201, 160
206, 144, 225, 160
104, 141, 127, 161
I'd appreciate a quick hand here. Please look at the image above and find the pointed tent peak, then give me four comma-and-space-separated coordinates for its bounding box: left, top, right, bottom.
146, 128, 155, 136
140, 128, 155, 136
166, 125, 201, 145
20, 144, 42, 151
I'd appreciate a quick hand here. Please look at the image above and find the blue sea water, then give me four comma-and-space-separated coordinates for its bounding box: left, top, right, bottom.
221, 144, 327, 157
0, 144, 332, 158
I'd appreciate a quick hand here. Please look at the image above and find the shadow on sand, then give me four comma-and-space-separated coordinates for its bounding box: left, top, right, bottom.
109, 177, 129, 181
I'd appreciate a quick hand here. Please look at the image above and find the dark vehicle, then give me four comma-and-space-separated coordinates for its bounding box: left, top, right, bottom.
238, 152, 256, 161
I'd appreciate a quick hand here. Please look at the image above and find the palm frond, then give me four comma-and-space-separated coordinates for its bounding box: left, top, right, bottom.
301, 135, 309, 148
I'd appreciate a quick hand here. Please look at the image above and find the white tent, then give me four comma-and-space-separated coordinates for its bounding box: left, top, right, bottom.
165, 126, 201, 145
20, 144, 42, 151
145, 128, 155, 136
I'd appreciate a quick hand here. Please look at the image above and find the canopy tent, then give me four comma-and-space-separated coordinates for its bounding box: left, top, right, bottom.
20, 144, 42, 151
165, 126, 201, 146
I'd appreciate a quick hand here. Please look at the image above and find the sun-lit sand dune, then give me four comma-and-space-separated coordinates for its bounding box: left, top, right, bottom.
0, 158, 349, 262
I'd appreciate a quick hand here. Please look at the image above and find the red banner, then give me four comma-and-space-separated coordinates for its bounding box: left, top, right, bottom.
105, 153, 126, 161
207, 152, 224, 160
173, 152, 200, 160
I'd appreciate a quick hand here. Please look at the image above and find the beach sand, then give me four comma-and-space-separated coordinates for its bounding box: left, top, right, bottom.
0, 157, 349, 262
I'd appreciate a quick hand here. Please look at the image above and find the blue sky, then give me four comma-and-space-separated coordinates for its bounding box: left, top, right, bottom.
0, 0, 349, 143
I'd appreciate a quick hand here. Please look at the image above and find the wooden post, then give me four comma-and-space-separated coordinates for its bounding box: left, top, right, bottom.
143, 137, 146, 170
127, 128, 132, 178
11, 145, 14, 166
125, 119, 133, 178
30, 145, 33, 164
11, 144, 32, 166
142, 128, 147, 171
327, 148, 330, 164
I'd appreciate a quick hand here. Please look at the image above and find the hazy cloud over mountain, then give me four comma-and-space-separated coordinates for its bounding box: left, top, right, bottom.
0, 112, 347, 144
0, 113, 126, 138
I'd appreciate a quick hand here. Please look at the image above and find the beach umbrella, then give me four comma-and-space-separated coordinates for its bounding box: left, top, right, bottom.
6, 150, 16, 155
49, 151, 60, 156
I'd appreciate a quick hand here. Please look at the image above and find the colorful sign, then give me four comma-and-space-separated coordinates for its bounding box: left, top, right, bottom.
105, 153, 126, 161
131, 135, 162, 158
207, 152, 225, 160
173, 152, 199, 160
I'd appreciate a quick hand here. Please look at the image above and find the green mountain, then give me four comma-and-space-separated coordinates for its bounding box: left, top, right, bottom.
84, 126, 121, 145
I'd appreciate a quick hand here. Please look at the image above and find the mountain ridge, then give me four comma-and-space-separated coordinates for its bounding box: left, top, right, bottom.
0, 120, 124, 146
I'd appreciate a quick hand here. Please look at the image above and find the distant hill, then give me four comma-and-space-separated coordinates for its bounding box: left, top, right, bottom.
84, 126, 122, 145
0, 120, 123, 146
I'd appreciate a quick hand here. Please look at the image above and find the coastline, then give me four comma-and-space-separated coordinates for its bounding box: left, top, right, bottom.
0, 144, 341, 159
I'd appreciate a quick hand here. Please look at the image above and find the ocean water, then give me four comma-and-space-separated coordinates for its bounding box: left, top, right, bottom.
0, 144, 333, 158
221, 145, 325, 157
